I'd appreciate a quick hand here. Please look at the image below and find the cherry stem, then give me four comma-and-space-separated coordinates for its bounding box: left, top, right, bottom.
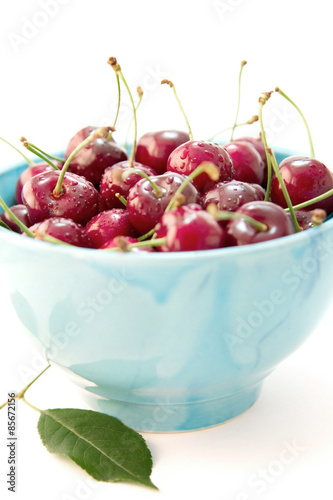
258, 92, 273, 200
0, 196, 35, 237
137, 228, 156, 241
161, 79, 193, 140
124, 86, 143, 151
0, 364, 50, 411
53, 126, 113, 197
208, 115, 258, 142
207, 203, 267, 232
20, 138, 60, 171
275, 87, 315, 158
0, 220, 11, 230
122, 168, 164, 197
113, 72, 121, 131
165, 161, 219, 212
0, 136, 35, 166
108, 237, 167, 252
230, 60, 247, 141
22, 140, 64, 163
108, 57, 137, 167
115, 192, 127, 207
285, 188, 333, 211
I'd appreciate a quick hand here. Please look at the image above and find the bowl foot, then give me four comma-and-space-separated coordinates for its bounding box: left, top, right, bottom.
80, 382, 263, 433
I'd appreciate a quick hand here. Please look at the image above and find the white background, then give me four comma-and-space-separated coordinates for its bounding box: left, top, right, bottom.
0, 0, 333, 499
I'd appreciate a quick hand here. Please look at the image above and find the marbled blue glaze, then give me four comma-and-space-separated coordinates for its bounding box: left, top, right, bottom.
1, 148, 333, 432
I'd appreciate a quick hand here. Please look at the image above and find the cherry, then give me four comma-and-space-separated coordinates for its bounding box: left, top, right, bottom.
15, 163, 54, 204
223, 140, 266, 185
29, 217, 92, 247
100, 235, 155, 252
84, 209, 137, 249
0, 204, 30, 233
64, 125, 127, 187
292, 208, 327, 231
167, 140, 234, 193
270, 156, 333, 214
233, 136, 267, 167
99, 162, 157, 210
225, 200, 294, 246
135, 130, 190, 174
202, 180, 265, 224
154, 203, 225, 252
22, 170, 100, 226
126, 172, 199, 235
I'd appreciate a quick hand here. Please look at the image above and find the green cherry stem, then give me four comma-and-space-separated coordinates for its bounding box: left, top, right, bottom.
208, 115, 258, 142
165, 161, 219, 212
21, 138, 60, 171
124, 86, 143, 151
0, 220, 11, 230
258, 92, 273, 201
108, 57, 137, 167
161, 79, 193, 141
0, 364, 50, 411
113, 72, 121, 130
285, 188, 333, 212
230, 60, 247, 141
0, 136, 35, 166
115, 192, 128, 207
53, 126, 113, 197
122, 168, 164, 197
108, 237, 167, 252
206, 203, 268, 232
275, 87, 315, 158
0, 196, 35, 237
22, 140, 64, 162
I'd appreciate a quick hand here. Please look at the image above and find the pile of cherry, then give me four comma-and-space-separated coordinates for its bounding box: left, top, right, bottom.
1, 125, 332, 253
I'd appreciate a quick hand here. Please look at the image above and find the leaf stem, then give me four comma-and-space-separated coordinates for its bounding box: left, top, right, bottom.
0, 364, 50, 410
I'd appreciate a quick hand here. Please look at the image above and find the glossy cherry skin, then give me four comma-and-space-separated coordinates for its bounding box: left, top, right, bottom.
99, 161, 157, 210
22, 170, 100, 226
127, 172, 199, 235
234, 136, 267, 166
202, 180, 265, 225
84, 209, 137, 249
226, 201, 294, 246
0, 204, 31, 233
270, 156, 333, 214
29, 217, 92, 247
135, 130, 190, 175
64, 126, 127, 187
155, 203, 225, 252
15, 163, 54, 204
100, 235, 155, 252
167, 140, 234, 193
224, 141, 266, 186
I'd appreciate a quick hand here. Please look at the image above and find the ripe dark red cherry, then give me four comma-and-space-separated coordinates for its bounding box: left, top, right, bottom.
167, 140, 234, 193
202, 181, 265, 222
99, 161, 157, 210
127, 172, 199, 235
21, 170, 100, 226
135, 130, 190, 175
15, 163, 53, 204
155, 203, 225, 252
226, 200, 294, 246
224, 140, 266, 186
234, 136, 267, 166
29, 217, 92, 247
0, 204, 31, 233
64, 126, 127, 187
270, 156, 333, 214
84, 209, 137, 248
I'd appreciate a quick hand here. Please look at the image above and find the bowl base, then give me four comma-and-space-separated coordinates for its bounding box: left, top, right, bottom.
80, 382, 263, 433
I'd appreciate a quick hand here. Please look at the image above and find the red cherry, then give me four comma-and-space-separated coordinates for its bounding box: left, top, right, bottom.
155, 203, 225, 251
84, 209, 137, 248
167, 140, 234, 193
234, 136, 267, 166
64, 126, 127, 187
127, 172, 199, 235
99, 161, 157, 210
270, 156, 333, 214
226, 200, 294, 246
224, 140, 266, 186
29, 217, 92, 247
15, 163, 54, 204
0, 204, 30, 233
21, 170, 100, 226
135, 130, 190, 175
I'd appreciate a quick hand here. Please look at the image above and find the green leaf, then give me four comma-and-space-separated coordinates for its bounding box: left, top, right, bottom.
37, 408, 157, 489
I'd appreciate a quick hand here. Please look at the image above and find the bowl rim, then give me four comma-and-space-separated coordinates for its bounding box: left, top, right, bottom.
1, 145, 333, 263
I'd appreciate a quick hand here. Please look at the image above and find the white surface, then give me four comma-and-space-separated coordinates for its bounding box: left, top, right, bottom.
0, 1, 333, 499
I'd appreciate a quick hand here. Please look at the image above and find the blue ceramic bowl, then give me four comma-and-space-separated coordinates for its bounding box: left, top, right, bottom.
1, 148, 333, 432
